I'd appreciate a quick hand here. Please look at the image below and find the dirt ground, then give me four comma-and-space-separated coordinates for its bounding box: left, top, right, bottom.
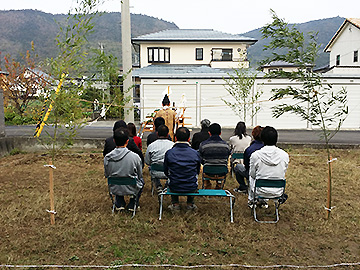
0, 148, 359, 269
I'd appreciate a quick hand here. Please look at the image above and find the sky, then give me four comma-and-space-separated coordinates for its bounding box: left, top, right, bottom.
1, 0, 359, 34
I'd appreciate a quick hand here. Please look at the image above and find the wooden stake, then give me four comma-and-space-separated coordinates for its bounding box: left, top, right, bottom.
326, 155, 332, 219
49, 160, 55, 225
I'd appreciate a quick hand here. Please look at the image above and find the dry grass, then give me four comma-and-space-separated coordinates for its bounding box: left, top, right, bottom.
0, 148, 360, 269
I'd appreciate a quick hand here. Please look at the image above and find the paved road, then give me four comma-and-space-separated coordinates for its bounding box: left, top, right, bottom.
5, 121, 360, 146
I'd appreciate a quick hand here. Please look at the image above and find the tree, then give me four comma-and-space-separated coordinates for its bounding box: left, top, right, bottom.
222, 65, 262, 126
39, 0, 103, 160
0, 42, 49, 115
36, 0, 103, 225
261, 10, 348, 219
82, 46, 132, 119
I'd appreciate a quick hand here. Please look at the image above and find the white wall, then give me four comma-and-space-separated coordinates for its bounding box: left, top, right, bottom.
140, 76, 360, 129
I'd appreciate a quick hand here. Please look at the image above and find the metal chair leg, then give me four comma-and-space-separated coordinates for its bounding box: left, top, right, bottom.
230, 197, 234, 223
159, 194, 164, 220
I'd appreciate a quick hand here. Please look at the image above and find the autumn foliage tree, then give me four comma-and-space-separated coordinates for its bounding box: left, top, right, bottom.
0, 42, 49, 115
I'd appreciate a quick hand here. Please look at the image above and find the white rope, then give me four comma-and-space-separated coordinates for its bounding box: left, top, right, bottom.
327, 158, 338, 163
1, 262, 360, 269
44, 164, 57, 169
324, 206, 336, 212
46, 210, 57, 215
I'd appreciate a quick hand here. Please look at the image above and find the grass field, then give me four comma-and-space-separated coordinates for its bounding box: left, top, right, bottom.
0, 148, 359, 269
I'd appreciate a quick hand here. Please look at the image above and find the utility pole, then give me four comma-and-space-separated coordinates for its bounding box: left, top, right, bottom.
99, 42, 106, 102
121, 0, 134, 122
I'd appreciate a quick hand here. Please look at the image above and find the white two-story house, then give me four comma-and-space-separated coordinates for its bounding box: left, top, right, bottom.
132, 29, 257, 127
324, 18, 360, 74
133, 29, 256, 69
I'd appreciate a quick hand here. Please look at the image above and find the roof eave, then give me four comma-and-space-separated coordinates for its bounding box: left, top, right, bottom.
323, 18, 360, 52
132, 39, 257, 44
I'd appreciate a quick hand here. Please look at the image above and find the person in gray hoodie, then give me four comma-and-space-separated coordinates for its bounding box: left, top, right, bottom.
248, 126, 289, 206
104, 127, 144, 211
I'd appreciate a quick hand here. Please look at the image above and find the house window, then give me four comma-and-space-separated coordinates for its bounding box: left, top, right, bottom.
354, 50, 358, 63
196, 48, 203, 60
148, 47, 170, 63
336, 54, 340, 66
212, 48, 233, 61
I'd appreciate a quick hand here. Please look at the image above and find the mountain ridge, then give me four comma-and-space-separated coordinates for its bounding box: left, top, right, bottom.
0, 10, 345, 68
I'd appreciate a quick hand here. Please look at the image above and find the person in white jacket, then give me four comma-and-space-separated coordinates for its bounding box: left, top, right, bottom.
248, 126, 289, 206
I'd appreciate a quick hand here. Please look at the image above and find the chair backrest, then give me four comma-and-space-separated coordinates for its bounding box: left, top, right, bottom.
232, 152, 244, 160
255, 179, 286, 188
108, 176, 137, 186
203, 164, 228, 175
150, 163, 165, 172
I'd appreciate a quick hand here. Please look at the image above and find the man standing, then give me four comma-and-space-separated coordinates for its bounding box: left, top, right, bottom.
164, 127, 201, 211
104, 128, 144, 211
248, 126, 289, 207
199, 123, 231, 189
155, 94, 177, 140
145, 125, 174, 194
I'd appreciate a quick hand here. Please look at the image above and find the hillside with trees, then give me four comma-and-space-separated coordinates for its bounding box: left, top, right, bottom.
0, 10, 345, 69
242, 16, 345, 68
0, 9, 178, 64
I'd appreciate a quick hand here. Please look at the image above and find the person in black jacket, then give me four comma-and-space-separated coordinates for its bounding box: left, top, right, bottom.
191, 119, 210, 150
103, 120, 144, 167
146, 116, 171, 146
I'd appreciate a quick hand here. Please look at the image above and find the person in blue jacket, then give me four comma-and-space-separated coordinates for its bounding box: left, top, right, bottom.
164, 127, 201, 211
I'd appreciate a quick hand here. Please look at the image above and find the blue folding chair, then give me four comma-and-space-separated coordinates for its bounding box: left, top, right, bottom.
150, 163, 168, 196
158, 188, 236, 223
231, 152, 244, 177
107, 176, 138, 218
252, 179, 286, 223
202, 164, 228, 189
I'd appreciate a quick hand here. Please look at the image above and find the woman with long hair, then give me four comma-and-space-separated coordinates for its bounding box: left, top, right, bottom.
127, 122, 142, 151
229, 121, 251, 157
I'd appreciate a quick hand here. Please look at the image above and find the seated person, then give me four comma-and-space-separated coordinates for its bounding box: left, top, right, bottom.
199, 123, 231, 189
191, 119, 211, 150
229, 121, 251, 165
104, 127, 144, 211
103, 120, 144, 167
164, 127, 201, 211
127, 122, 142, 150
233, 126, 264, 194
145, 124, 174, 194
248, 126, 289, 207
146, 116, 171, 147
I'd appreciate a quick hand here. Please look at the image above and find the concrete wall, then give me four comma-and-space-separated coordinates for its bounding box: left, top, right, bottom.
0, 137, 104, 157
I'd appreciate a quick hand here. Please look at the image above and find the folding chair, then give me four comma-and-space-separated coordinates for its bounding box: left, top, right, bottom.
150, 163, 168, 196
202, 164, 228, 189
231, 152, 244, 177
252, 179, 286, 223
158, 188, 236, 223
107, 176, 138, 218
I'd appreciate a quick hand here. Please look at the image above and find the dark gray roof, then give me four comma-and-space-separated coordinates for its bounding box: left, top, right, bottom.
133, 64, 260, 79
261, 61, 298, 67
133, 29, 257, 43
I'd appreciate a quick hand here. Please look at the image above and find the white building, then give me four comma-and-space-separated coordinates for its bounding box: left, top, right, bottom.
132, 27, 360, 130
324, 18, 360, 74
